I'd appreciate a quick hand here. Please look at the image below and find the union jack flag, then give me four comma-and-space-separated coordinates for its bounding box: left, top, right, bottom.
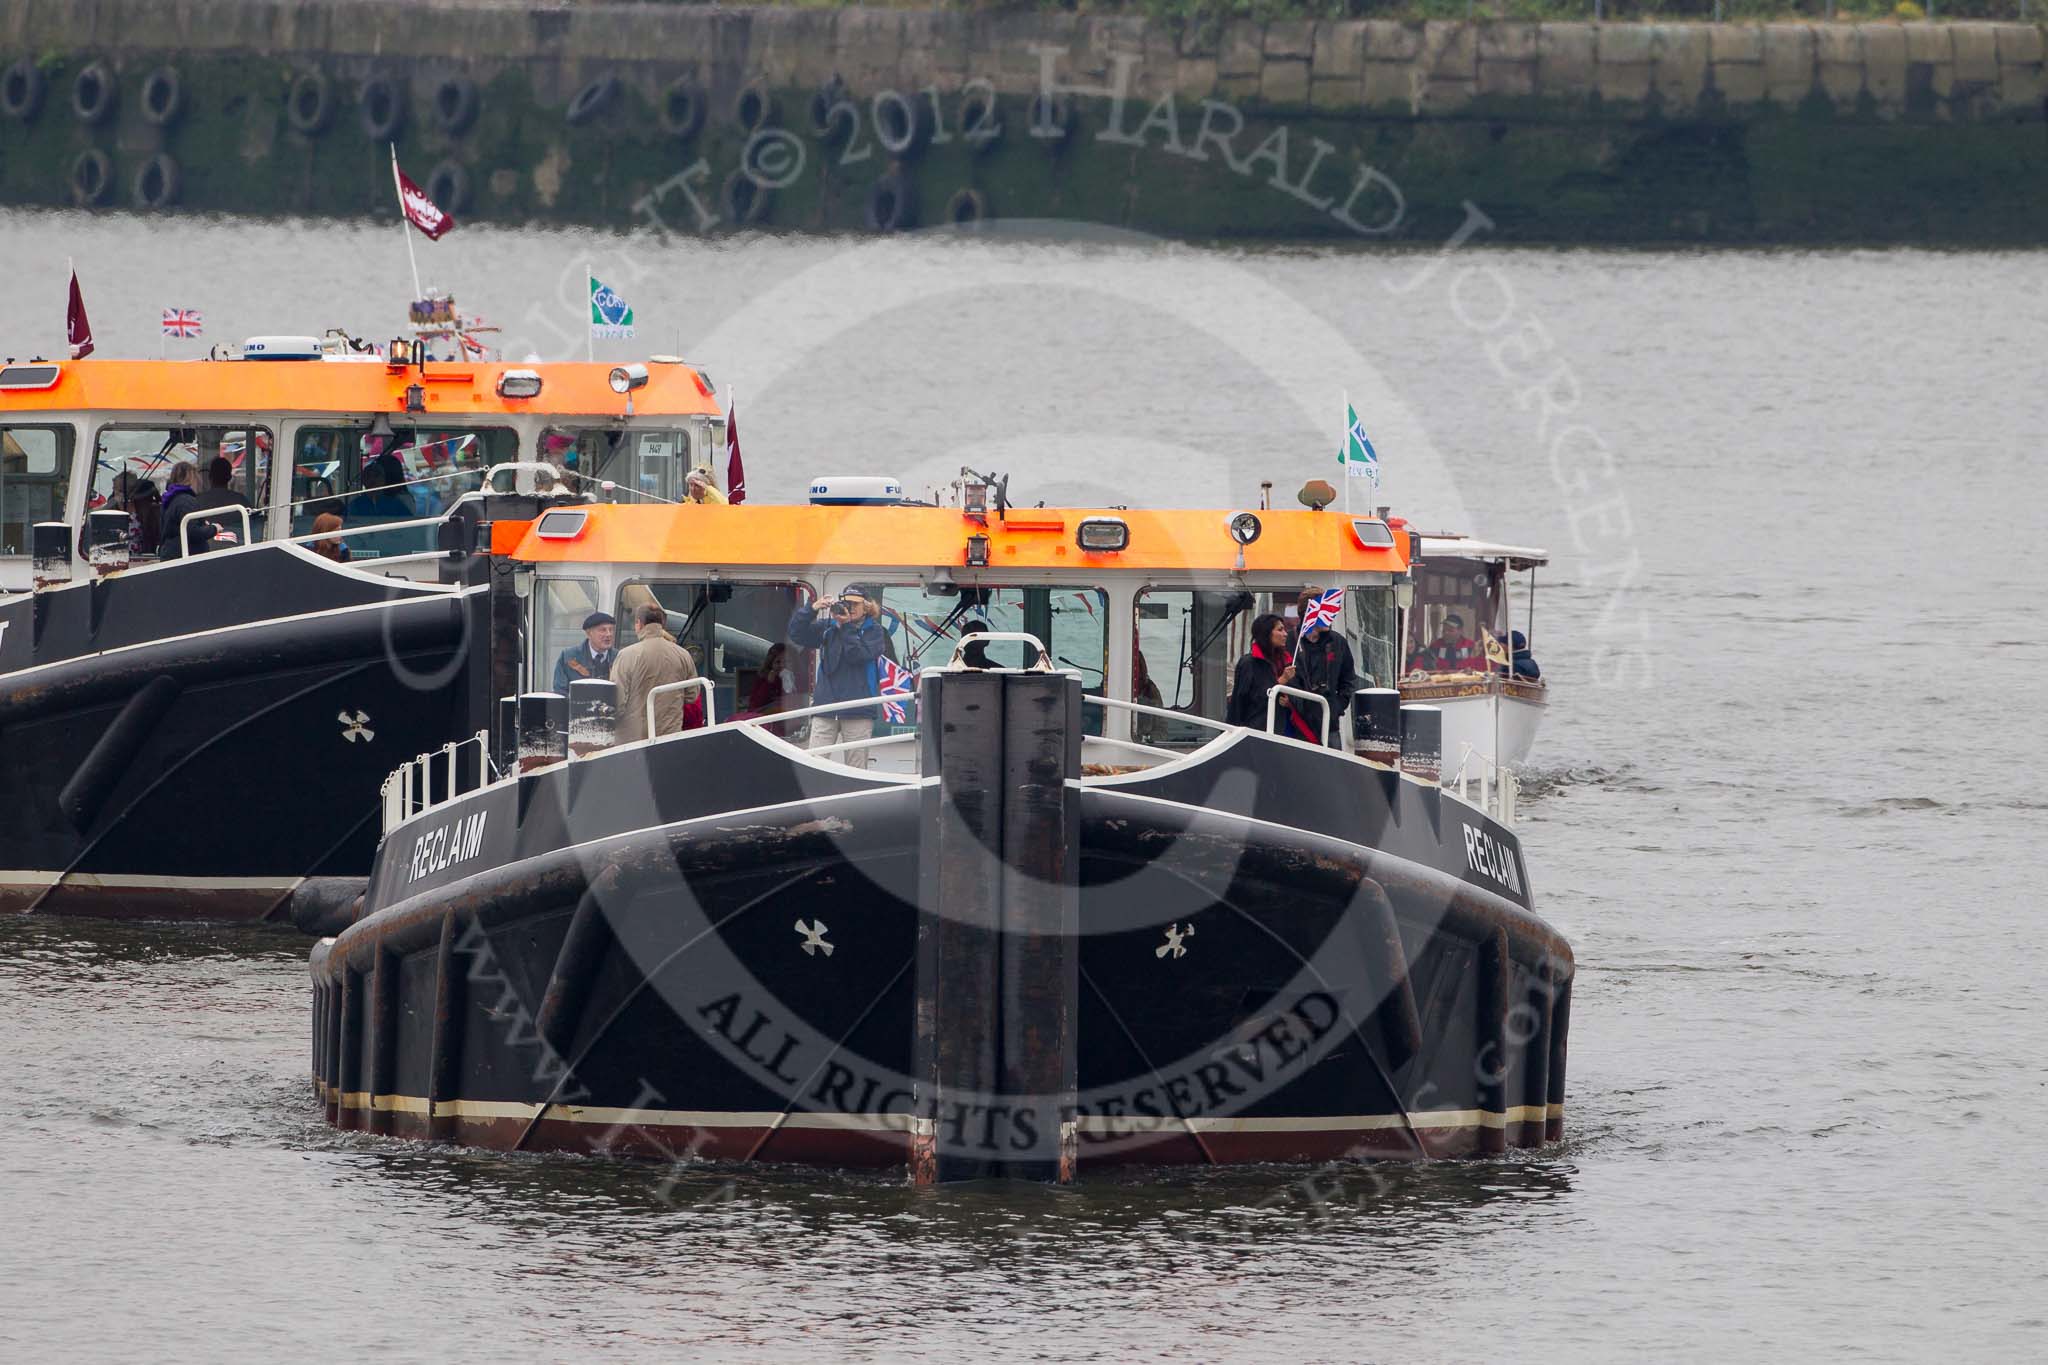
878, 657, 919, 724
161, 307, 203, 338
1300, 586, 1344, 637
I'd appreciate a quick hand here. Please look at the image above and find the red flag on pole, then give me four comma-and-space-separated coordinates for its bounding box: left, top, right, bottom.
394, 161, 455, 240
66, 267, 94, 358
725, 388, 746, 505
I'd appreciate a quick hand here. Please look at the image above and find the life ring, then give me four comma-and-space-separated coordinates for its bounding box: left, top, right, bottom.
431, 75, 478, 135
286, 70, 332, 134
426, 159, 470, 214
2, 58, 46, 122
864, 170, 916, 233
872, 90, 930, 159
140, 66, 182, 127
733, 80, 777, 134
659, 78, 704, 140
959, 83, 1002, 155
71, 62, 116, 126
944, 187, 987, 227
69, 148, 112, 206
359, 75, 406, 141
1029, 91, 1072, 147
565, 73, 617, 127
721, 167, 771, 227
132, 152, 180, 210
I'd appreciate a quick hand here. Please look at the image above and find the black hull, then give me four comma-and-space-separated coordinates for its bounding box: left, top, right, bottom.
310, 719, 1572, 1172
0, 547, 484, 921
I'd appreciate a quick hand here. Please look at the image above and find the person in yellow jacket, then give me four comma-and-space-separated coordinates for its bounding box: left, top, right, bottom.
685, 468, 728, 505
612, 602, 698, 744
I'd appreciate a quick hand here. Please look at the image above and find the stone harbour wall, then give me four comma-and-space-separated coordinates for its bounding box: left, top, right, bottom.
1, 0, 2043, 244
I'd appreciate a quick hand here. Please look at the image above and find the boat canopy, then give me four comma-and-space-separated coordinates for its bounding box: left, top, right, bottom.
1416, 535, 1548, 569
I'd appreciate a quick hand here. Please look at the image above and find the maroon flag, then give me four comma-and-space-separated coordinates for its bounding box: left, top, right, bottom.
393, 159, 455, 240
66, 267, 93, 359
725, 389, 746, 505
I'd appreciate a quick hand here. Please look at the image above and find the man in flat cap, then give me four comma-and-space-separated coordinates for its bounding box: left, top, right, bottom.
554, 610, 617, 693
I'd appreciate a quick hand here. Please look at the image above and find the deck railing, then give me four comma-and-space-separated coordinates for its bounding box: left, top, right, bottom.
380, 730, 495, 834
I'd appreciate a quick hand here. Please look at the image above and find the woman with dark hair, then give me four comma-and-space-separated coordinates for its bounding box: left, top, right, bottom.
128, 481, 161, 556
1225, 613, 1296, 730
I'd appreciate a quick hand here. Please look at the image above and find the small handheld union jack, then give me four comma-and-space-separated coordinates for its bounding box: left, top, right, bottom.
878, 657, 919, 724
161, 307, 203, 338
1292, 587, 1344, 664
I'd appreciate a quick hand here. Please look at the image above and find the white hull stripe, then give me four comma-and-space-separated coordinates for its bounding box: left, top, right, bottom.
315, 1086, 1560, 1133
0, 870, 303, 891
0, 585, 481, 683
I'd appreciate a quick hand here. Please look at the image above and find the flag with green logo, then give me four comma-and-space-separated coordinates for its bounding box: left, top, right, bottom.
589, 273, 635, 340
1341, 399, 1378, 483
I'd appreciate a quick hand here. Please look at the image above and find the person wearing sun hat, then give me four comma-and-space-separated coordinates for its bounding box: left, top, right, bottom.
553, 610, 617, 693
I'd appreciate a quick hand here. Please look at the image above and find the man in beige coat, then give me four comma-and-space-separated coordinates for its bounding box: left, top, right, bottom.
612, 602, 698, 744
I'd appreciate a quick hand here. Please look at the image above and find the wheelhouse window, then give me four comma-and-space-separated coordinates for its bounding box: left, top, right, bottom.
542, 425, 719, 504
292, 424, 516, 554
0, 424, 75, 556
89, 425, 273, 552
1405, 557, 1502, 675
1134, 588, 1254, 747
616, 579, 814, 727
533, 576, 601, 695
860, 583, 1110, 734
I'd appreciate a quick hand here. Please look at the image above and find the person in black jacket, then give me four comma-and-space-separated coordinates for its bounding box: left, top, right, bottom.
157, 460, 200, 559
1291, 587, 1358, 748
1225, 613, 1296, 731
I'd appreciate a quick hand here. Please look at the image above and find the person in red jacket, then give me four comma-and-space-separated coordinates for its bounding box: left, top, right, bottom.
1407, 612, 1483, 673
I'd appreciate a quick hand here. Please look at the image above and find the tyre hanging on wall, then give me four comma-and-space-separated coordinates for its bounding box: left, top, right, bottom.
287, 70, 333, 135
733, 80, 777, 134
140, 66, 182, 127
721, 167, 771, 228
944, 187, 988, 227
659, 77, 704, 141
2, 58, 47, 122
132, 152, 180, 210
425, 160, 471, 215
864, 169, 916, 234
71, 62, 116, 126
432, 75, 479, 135
565, 73, 617, 127
807, 78, 846, 142
872, 89, 931, 160
359, 74, 407, 141
69, 148, 112, 206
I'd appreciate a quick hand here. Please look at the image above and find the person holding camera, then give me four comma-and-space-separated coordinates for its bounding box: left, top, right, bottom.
786, 585, 887, 767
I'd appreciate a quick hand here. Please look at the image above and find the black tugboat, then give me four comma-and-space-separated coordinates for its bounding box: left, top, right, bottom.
0, 349, 727, 921
309, 491, 1573, 1178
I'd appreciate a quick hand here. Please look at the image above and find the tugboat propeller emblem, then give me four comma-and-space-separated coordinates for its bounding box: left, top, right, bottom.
338, 709, 374, 742
795, 918, 834, 957
1156, 923, 1194, 959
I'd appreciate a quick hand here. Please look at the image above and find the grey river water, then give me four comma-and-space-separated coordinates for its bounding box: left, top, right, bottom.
1, 212, 2044, 1360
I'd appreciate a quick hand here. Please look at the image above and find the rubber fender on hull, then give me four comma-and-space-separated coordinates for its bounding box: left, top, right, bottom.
69, 148, 112, 206
57, 674, 183, 833
292, 877, 369, 937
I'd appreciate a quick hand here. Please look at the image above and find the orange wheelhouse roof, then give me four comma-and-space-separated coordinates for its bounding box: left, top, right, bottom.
0, 359, 723, 419
505, 503, 1412, 577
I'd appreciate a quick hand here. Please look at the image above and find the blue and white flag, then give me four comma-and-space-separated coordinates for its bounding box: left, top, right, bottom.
1341, 400, 1378, 483
589, 274, 635, 340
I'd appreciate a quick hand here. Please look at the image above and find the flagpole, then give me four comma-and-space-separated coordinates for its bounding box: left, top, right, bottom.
391, 144, 424, 303
1342, 390, 1353, 517
585, 263, 595, 363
